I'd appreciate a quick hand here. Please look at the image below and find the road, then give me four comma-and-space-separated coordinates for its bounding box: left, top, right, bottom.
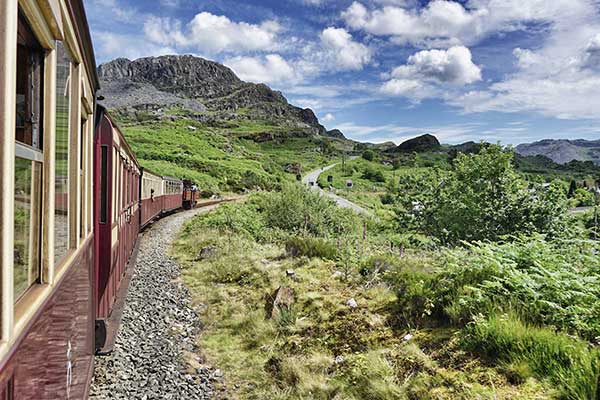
303, 163, 372, 216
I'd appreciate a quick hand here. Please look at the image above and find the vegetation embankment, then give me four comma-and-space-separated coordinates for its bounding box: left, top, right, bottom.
117, 117, 341, 196
173, 145, 600, 399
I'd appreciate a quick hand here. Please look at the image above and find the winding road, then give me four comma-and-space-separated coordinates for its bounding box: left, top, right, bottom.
303, 163, 372, 216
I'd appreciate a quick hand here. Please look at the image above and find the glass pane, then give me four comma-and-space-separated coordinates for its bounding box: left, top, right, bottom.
14, 157, 42, 301
54, 42, 70, 264
16, 13, 43, 149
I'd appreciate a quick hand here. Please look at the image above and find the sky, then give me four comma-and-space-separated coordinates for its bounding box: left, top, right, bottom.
83, 0, 600, 145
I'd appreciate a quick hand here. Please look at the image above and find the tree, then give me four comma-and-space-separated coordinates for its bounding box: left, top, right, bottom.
362, 149, 375, 161
568, 180, 577, 198
573, 188, 595, 207
415, 145, 568, 244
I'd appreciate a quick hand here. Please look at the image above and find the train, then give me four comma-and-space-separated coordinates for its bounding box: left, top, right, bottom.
0, 1, 199, 398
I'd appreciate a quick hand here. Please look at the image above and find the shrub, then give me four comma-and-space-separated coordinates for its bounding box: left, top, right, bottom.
414, 145, 569, 244
285, 236, 338, 260
433, 235, 600, 340
362, 149, 375, 161
462, 314, 600, 400
362, 166, 385, 183
572, 188, 595, 207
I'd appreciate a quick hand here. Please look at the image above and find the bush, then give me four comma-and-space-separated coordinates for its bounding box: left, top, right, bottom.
463, 314, 600, 400
285, 236, 338, 260
362, 149, 375, 161
362, 166, 385, 183
433, 235, 600, 340
572, 188, 595, 207
413, 145, 569, 244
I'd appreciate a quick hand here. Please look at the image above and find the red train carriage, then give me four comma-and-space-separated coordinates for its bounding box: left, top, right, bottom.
182, 179, 199, 210
93, 107, 141, 352
140, 169, 165, 229
0, 0, 100, 398
162, 176, 184, 213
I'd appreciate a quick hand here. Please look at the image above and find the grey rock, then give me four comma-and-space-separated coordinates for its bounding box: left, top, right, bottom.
89, 208, 220, 399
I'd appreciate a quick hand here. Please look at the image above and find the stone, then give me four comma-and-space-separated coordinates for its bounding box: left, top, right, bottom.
403, 333, 413, 341
265, 287, 295, 319
89, 208, 218, 399
196, 245, 217, 261
346, 298, 358, 308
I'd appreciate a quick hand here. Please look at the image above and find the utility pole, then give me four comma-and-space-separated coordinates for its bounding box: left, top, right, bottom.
342, 152, 346, 174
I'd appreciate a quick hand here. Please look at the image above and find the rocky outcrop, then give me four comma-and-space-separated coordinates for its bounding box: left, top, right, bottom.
326, 129, 346, 139
98, 55, 327, 136
387, 134, 441, 153
516, 139, 600, 165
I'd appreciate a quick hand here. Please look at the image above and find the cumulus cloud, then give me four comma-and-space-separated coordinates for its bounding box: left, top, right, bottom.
143, 12, 281, 54
224, 54, 299, 84
452, 24, 600, 120
319, 27, 372, 70
322, 113, 335, 122
391, 46, 481, 84
342, 0, 592, 47
94, 31, 175, 61
583, 33, 600, 69
381, 46, 481, 99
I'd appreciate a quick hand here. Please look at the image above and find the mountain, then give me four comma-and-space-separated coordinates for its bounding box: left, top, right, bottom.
516, 139, 600, 165
98, 55, 341, 138
325, 129, 346, 139
386, 134, 441, 153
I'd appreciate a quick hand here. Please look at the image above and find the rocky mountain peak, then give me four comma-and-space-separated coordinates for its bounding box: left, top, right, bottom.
516, 139, 600, 165
387, 134, 441, 153
98, 54, 335, 138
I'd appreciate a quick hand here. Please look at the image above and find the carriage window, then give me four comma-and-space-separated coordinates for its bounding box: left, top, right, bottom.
14, 13, 44, 301
80, 119, 85, 238
16, 13, 43, 149
14, 157, 42, 301
54, 41, 71, 264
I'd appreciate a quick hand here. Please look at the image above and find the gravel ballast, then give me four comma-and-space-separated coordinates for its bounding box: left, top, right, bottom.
90, 208, 220, 400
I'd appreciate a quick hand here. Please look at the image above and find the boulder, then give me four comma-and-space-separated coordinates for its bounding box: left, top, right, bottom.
265, 287, 295, 319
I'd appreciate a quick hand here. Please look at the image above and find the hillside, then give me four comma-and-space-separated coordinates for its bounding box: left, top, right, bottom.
96, 55, 361, 193
516, 139, 600, 165
98, 55, 332, 138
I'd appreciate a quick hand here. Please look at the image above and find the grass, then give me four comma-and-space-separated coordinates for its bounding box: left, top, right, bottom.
171, 193, 558, 399
116, 118, 338, 195
463, 314, 600, 400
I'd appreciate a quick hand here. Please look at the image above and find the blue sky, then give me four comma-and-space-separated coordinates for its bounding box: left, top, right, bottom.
84, 0, 600, 145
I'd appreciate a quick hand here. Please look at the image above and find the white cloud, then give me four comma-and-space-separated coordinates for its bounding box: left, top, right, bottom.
381, 46, 481, 100
94, 31, 175, 61
341, 0, 593, 48
583, 33, 600, 69
143, 12, 281, 54
322, 113, 335, 122
391, 46, 481, 84
319, 27, 372, 71
450, 2, 600, 121
224, 54, 299, 84
334, 121, 486, 144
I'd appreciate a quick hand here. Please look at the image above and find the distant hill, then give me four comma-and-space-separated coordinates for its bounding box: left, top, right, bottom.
516, 139, 600, 165
98, 55, 345, 140
386, 134, 441, 153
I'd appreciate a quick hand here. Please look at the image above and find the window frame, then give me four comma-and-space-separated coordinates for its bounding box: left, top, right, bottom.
13, 11, 46, 304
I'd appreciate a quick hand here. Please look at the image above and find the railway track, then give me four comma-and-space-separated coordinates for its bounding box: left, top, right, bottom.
90, 203, 229, 399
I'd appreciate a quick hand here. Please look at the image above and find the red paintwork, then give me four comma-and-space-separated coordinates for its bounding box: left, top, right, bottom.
163, 193, 182, 213
55, 192, 68, 214
93, 110, 140, 326
140, 196, 163, 229
0, 239, 94, 399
